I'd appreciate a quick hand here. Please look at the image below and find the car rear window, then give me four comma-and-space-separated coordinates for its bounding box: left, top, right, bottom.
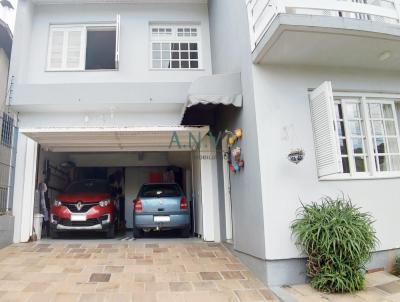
139, 184, 181, 198
65, 180, 111, 194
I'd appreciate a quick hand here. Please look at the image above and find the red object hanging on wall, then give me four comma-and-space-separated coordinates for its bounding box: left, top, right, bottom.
148, 172, 163, 183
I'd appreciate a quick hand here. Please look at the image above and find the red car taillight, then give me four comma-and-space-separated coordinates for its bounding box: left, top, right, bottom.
134, 199, 143, 213
180, 197, 188, 210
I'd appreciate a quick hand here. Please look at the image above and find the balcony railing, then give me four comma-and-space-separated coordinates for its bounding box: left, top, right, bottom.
247, 0, 400, 49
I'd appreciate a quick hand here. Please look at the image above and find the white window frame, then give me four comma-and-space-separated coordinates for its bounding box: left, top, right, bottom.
149, 23, 202, 70
321, 92, 400, 180
46, 17, 120, 72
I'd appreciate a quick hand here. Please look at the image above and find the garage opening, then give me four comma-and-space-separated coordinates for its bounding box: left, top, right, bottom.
12, 126, 220, 243
34, 149, 202, 239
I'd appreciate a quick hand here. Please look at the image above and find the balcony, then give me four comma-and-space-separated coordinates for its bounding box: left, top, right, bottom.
247, 0, 400, 69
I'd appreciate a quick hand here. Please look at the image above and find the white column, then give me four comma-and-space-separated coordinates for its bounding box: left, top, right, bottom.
12, 133, 38, 243
200, 136, 221, 242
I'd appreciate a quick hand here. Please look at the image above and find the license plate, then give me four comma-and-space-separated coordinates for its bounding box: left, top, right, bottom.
154, 216, 170, 222
70, 214, 87, 222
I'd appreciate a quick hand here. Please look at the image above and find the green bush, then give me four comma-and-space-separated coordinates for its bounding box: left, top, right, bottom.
291, 196, 378, 293
392, 256, 400, 277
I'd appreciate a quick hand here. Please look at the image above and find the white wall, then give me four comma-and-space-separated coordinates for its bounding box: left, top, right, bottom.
0, 48, 9, 112
69, 152, 170, 167
24, 2, 212, 85
253, 65, 400, 260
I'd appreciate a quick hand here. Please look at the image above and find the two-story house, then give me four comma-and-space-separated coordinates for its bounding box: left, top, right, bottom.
9, 0, 400, 287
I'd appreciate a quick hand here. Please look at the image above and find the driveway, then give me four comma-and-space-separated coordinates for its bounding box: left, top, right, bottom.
0, 238, 279, 302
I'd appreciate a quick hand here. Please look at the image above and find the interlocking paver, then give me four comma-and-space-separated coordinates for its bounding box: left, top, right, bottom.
0, 238, 279, 302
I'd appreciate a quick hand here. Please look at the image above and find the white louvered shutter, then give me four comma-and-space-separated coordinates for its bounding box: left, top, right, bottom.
309, 81, 342, 177
48, 29, 65, 70
65, 28, 85, 70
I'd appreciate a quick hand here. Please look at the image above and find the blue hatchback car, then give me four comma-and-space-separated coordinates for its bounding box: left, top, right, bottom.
133, 183, 191, 238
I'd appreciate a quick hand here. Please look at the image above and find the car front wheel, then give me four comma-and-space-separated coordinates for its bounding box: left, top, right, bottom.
106, 224, 115, 239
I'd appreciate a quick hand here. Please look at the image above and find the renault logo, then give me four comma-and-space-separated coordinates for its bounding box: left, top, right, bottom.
76, 202, 83, 211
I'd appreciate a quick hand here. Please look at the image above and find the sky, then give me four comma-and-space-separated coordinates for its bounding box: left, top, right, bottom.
0, 0, 18, 32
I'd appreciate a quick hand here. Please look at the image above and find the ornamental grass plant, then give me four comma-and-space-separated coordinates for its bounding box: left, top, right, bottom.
291, 196, 378, 293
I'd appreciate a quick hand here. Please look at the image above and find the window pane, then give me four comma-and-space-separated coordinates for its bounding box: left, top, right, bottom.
152, 43, 161, 50
85, 29, 116, 70
152, 51, 161, 60
152, 60, 161, 68
349, 121, 361, 136
162, 60, 170, 68
181, 52, 189, 60
190, 43, 198, 51
190, 52, 198, 60
162, 51, 170, 60
390, 155, 400, 171
342, 157, 350, 173
383, 104, 394, 118
340, 139, 348, 155
378, 156, 390, 171
375, 137, 386, 154
181, 61, 189, 68
369, 103, 382, 118
388, 138, 399, 153
372, 121, 384, 136
335, 103, 343, 119
385, 121, 396, 136
190, 61, 198, 68
171, 52, 179, 60
354, 156, 366, 172
171, 61, 179, 68
337, 121, 345, 137
171, 43, 179, 51
180, 43, 188, 50
346, 103, 360, 118
352, 138, 363, 154
162, 43, 170, 50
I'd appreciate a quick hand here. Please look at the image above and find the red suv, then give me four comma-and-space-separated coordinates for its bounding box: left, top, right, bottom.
50, 179, 117, 238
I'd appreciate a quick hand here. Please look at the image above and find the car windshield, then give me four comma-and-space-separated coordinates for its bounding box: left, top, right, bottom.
65, 180, 111, 194
139, 184, 181, 198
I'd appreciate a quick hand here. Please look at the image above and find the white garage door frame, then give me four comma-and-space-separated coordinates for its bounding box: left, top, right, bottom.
12, 126, 221, 243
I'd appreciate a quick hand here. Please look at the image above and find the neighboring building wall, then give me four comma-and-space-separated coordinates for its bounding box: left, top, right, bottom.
0, 25, 14, 249
252, 64, 400, 284
208, 0, 266, 261
0, 48, 9, 112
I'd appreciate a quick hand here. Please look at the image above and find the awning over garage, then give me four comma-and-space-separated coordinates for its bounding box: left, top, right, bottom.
181, 73, 243, 125
20, 126, 210, 152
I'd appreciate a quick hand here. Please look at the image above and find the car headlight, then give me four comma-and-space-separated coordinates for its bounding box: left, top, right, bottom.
53, 200, 62, 207
99, 199, 111, 207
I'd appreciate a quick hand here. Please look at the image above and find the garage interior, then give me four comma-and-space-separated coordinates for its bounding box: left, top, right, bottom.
20, 127, 213, 240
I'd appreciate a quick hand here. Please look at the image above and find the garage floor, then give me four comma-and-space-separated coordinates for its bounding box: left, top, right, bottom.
0, 238, 279, 302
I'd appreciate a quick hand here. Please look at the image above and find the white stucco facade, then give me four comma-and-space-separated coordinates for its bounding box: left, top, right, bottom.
253, 65, 400, 260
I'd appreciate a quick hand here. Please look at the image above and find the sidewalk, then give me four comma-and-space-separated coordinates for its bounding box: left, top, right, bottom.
273, 271, 400, 302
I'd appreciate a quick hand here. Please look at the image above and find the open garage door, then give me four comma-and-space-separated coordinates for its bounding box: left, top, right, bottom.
21, 126, 209, 152
13, 126, 220, 244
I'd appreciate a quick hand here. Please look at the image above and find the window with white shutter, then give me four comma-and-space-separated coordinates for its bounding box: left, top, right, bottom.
48, 29, 65, 70
309, 81, 343, 177
47, 20, 119, 71
47, 26, 85, 71
310, 84, 400, 179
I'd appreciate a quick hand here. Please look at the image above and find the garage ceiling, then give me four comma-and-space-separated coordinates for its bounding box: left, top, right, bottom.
21, 126, 210, 152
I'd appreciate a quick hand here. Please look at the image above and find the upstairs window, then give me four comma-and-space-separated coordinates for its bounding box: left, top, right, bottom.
150, 24, 201, 70
47, 16, 120, 71
309, 81, 400, 179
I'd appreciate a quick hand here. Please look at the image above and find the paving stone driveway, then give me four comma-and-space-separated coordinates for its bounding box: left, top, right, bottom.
0, 238, 279, 302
